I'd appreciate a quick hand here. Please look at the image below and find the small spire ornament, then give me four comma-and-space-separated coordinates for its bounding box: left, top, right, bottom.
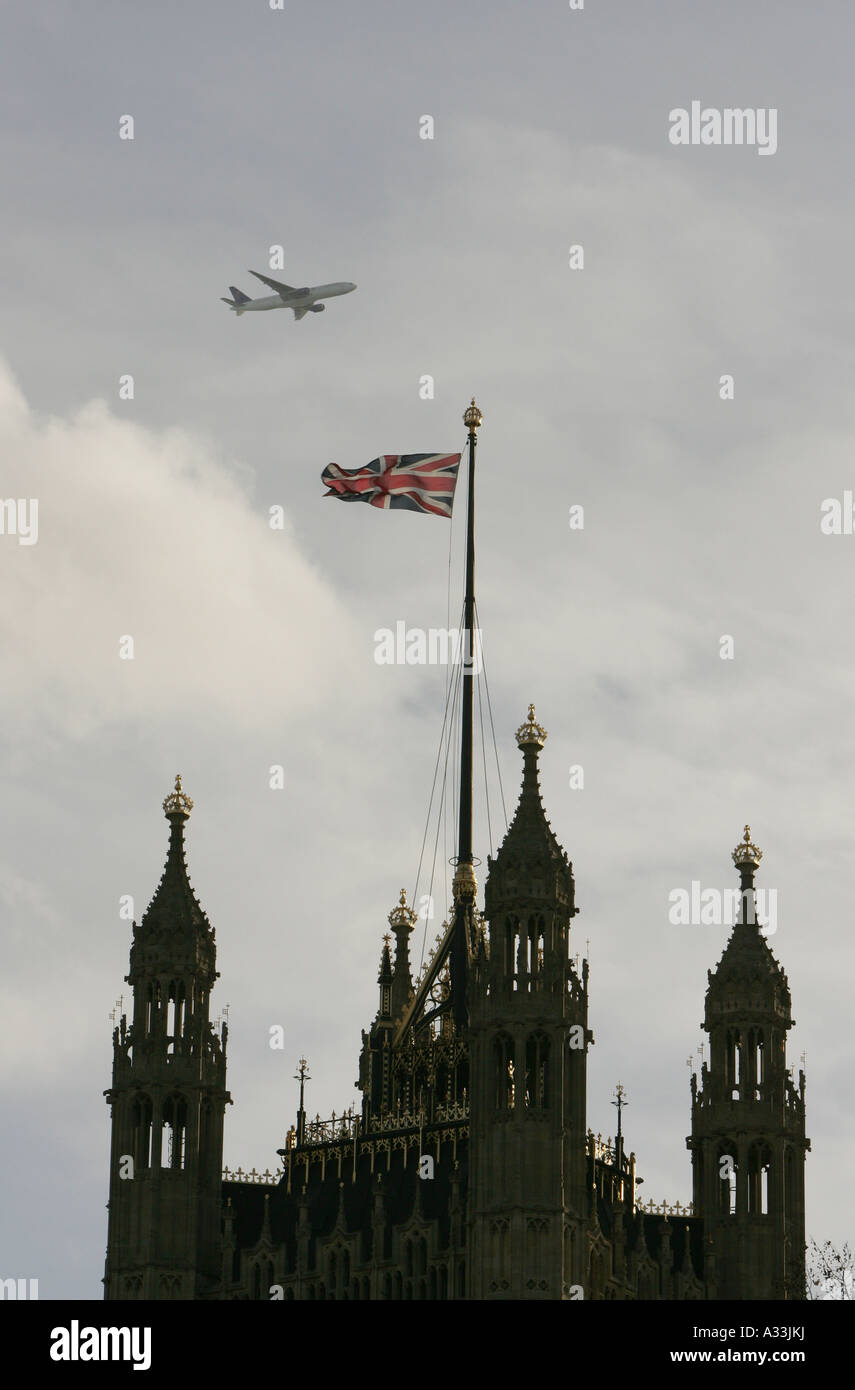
163, 773, 193, 818
388, 888, 417, 931
732, 824, 762, 868
515, 703, 547, 749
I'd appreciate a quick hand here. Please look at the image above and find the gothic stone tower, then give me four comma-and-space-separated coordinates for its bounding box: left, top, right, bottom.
103, 777, 231, 1299
687, 827, 808, 1300
468, 707, 589, 1299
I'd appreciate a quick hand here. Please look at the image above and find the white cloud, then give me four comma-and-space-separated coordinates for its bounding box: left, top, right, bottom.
0, 362, 361, 739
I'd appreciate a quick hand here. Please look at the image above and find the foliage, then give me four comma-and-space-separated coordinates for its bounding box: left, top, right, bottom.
805, 1239, 855, 1300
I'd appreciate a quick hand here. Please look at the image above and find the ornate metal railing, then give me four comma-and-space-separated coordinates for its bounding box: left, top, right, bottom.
222, 1166, 279, 1185
302, 1110, 360, 1145
587, 1131, 618, 1163
371, 1111, 417, 1133
636, 1198, 694, 1216
433, 1099, 469, 1122
294, 1097, 471, 1147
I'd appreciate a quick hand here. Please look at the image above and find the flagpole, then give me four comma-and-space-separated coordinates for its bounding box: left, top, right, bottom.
450, 397, 482, 1028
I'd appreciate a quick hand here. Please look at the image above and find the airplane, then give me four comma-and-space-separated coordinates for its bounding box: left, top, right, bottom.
221, 270, 357, 321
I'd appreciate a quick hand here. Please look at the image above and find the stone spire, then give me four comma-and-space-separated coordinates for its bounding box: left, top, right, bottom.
705, 826, 791, 1025
484, 706, 575, 920
131, 776, 215, 980
375, 934, 393, 1022
378, 935, 393, 987
387, 888, 416, 1018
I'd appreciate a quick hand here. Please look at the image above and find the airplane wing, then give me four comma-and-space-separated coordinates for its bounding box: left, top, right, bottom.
293, 307, 308, 321
249, 269, 297, 295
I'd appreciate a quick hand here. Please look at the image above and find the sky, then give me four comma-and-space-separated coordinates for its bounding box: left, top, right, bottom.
1, 0, 853, 1299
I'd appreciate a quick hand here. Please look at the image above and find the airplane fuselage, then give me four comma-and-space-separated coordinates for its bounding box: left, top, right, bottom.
238, 282, 356, 313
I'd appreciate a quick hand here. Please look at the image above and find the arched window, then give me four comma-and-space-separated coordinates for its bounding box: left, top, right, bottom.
503, 917, 518, 985
493, 1033, 515, 1110
522, 914, 545, 988
165, 980, 186, 1056
748, 1142, 772, 1215
716, 1143, 737, 1215
166, 981, 176, 1048
132, 1094, 153, 1170
754, 1029, 765, 1099
727, 1029, 742, 1099
784, 1146, 795, 1220
162, 1095, 188, 1170
525, 1032, 550, 1108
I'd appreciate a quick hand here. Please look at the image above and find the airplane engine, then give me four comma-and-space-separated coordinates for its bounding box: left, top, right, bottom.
308, 303, 326, 312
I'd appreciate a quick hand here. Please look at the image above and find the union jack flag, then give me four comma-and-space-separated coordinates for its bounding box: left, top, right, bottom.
321, 453, 462, 518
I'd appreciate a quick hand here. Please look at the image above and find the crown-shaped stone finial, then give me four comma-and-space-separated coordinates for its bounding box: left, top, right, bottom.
732, 824, 762, 869
163, 773, 194, 819
515, 703, 547, 749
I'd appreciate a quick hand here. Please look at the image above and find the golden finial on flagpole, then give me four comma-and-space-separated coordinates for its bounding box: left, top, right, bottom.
463, 397, 482, 430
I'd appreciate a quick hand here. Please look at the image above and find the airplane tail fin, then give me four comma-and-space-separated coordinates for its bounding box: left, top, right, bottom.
221, 286, 251, 313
